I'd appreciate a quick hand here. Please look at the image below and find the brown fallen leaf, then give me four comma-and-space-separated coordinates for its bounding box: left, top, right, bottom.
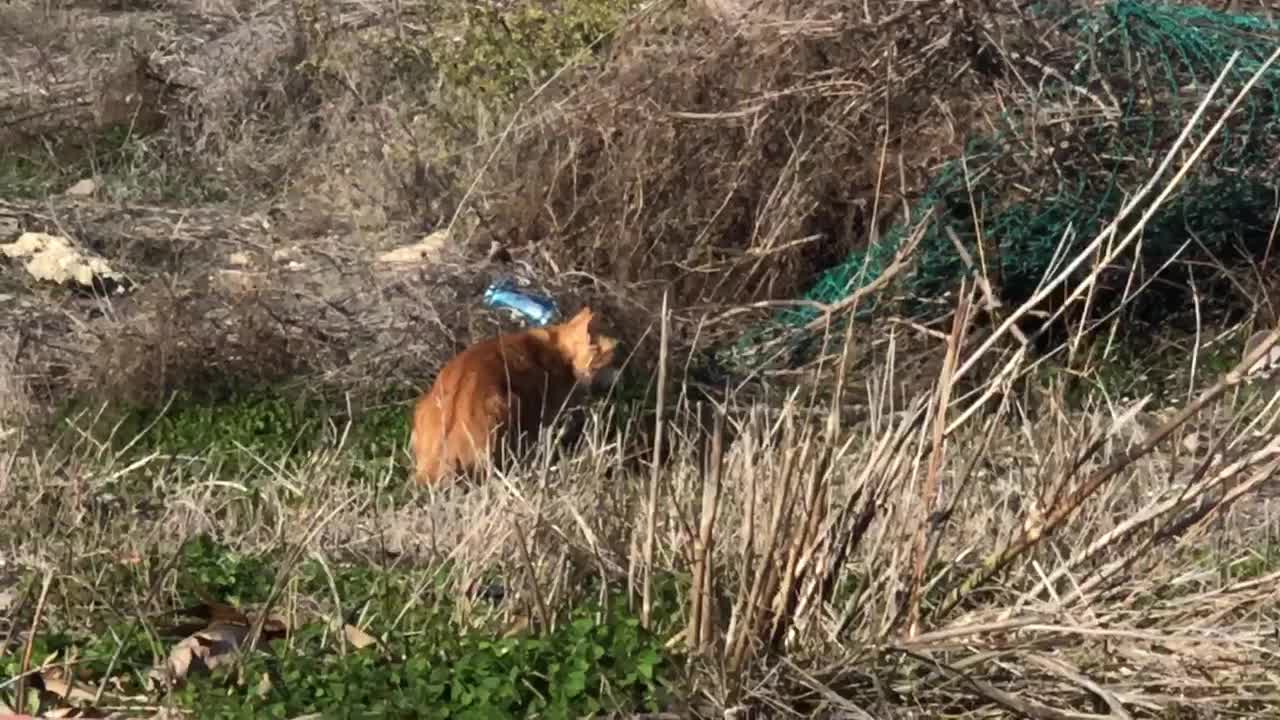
167, 599, 252, 625
40, 666, 98, 704
342, 623, 378, 650
149, 601, 290, 687
165, 624, 249, 679
159, 601, 289, 640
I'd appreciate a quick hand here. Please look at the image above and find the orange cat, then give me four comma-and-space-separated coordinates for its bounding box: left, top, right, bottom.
411, 307, 619, 485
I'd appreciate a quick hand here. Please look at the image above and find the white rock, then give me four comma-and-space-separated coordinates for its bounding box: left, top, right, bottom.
377, 229, 449, 265
0, 232, 130, 292
64, 177, 99, 197
213, 269, 262, 295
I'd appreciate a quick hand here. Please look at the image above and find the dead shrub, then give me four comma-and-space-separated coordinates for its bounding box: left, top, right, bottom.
476, 1, 1041, 309
71, 281, 303, 410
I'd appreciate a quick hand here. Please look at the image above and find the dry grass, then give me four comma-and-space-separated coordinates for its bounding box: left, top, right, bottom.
4, 0, 1280, 716
0, 333, 27, 451
3, 309, 1278, 715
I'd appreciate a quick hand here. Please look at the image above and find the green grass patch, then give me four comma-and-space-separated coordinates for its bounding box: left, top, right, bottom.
3, 536, 679, 719
0, 126, 228, 202
51, 364, 667, 493
55, 383, 414, 482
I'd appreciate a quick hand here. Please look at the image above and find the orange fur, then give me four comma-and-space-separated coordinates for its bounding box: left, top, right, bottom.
410, 307, 619, 485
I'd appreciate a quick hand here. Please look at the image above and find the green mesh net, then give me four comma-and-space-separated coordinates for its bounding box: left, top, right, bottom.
721, 0, 1280, 371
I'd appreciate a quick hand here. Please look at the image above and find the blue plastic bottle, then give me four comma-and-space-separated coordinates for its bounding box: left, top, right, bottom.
482, 280, 559, 327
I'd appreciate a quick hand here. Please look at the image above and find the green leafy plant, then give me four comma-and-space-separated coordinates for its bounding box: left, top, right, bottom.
178, 535, 277, 606
432, 0, 629, 105
142, 391, 317, 460
60, 385, 414, 483
176, 593, 674, 719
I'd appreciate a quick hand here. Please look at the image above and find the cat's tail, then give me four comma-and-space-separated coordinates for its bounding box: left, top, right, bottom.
410, 394, 450, 484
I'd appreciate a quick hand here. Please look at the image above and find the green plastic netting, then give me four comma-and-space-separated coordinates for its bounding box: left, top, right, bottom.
720, 0, 1280, 371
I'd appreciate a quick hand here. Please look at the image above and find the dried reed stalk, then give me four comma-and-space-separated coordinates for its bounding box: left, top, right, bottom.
936, 327, 1280, 621
642, 291, 670, 630
687, 405, 725, 653
905, 280, 972, 638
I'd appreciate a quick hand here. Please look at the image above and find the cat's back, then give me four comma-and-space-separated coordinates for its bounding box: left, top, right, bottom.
426, 329, 567, 403
463, 329, 570, 379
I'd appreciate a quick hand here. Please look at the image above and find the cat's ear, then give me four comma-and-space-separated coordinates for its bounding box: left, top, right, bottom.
564, 307, 594, 335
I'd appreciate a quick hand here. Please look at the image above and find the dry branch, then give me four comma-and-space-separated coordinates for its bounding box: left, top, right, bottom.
155, 9, 300, 140
0, 50, 166, 147
0, 196, 268, 245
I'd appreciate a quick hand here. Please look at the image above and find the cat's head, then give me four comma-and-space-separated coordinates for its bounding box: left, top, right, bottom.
555, 307, 619, 383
